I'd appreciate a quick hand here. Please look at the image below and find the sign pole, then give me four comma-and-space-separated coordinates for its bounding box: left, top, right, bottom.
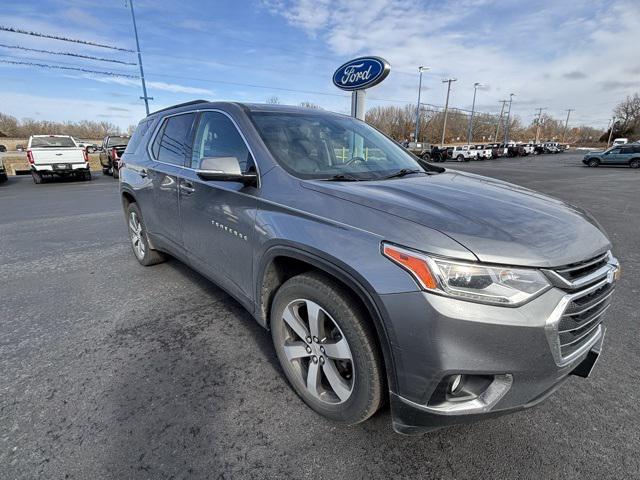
351, 90, 366, 120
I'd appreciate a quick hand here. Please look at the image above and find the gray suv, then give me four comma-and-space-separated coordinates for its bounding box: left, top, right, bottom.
119, 101, 620, 434
583, 144, 640, 168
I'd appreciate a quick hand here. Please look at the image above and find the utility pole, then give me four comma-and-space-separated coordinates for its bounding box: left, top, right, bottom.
440, 78, 457, 146
562, 109, 574, 143
606, 117, 616, 148
467, 82, 482, 145
534, 107, 546, 143
414, 66, 430, 143
128, 0, 152, 115
495, 100, 507, 141
503, 93, 515, 143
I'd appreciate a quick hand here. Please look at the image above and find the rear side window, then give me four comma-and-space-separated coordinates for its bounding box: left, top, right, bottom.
190, 111, 253, 171
152, 113, 196, 165
125, 120, 151, 154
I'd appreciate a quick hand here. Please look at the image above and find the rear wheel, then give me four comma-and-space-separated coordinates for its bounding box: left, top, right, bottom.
270, 272, 384, 424
629, 159, 639, 169
32, 171, 43, 184
457, 154, 465, 162
83, 171, 92, 181
126, 202, 166, 266
588, 159, 600, 167
112, 166, 119, 179
102, 167, 110, 175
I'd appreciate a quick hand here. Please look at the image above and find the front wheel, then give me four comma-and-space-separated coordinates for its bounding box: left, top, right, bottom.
629, 159, 639, 169
32, 171, 43, 184
270, 272, 384, 424
588, 159, 600, 167
112, 167, 119, 179
456, 154, 465, 162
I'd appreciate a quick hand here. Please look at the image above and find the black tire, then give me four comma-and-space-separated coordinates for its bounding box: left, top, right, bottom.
420, 153, 431, 162
83, 171, 92, 181
588, 159, 600, 167
456, 154, 465, 162
102, 167, 110, 175
629, 159, 639, 169
112, 166, 119, 179
125, 202, 166, 266
270, 272, 384, 425
32, 171, 42, 184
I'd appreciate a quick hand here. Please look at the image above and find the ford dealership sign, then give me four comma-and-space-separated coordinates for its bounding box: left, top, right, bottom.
332, 56, 390, 91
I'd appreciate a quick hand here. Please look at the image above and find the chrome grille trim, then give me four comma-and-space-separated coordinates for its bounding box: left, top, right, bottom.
554, 252, 609, 274
544, 253, 619, 366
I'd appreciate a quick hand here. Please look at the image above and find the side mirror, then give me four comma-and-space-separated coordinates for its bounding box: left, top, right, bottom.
196, 156, 257, 186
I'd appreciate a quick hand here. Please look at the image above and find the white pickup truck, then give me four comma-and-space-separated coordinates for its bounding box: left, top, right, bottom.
27, 135, 91, 184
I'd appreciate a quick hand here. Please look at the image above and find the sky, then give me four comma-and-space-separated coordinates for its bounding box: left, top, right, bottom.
0, 0, 638, 130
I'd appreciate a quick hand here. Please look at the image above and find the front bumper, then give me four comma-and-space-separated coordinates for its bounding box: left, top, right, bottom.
379, 273, 615, 434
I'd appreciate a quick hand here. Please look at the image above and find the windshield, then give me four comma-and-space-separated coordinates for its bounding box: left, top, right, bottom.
30, 136, 76, 148
250, 112, 425, 180
107, 136, 130, 147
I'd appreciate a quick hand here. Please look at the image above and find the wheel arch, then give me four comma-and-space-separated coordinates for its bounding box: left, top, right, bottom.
256, 243, 398, 392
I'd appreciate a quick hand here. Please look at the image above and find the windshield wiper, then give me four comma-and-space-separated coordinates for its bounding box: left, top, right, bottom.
324, 173, 362, 182
380, 168, 427, 180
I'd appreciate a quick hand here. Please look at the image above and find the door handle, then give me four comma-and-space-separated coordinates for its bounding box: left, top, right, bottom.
139, 168, 148, 178
179, 180, 195, 194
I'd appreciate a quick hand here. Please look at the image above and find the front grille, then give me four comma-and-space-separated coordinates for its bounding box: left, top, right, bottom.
553, 252, 609, 283
548, 252, 616, 361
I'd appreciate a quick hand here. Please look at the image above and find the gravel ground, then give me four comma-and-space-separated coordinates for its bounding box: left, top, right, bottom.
1, 153, 639, 480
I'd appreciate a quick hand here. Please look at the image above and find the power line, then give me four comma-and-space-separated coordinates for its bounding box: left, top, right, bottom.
0, 26, 135, 52
0, 43, 136, 65
0, 59, 139, 78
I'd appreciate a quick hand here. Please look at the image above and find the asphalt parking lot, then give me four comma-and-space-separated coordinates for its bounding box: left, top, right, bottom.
1, 152, 639, 479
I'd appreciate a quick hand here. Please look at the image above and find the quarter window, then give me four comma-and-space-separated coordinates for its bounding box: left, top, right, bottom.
191, 112, 253, 171
153, 113, 196, 166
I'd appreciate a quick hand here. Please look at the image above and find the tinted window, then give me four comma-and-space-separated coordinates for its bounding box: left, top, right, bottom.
191, 112, 252, 171
31, 136, 76, 148
125, 119, 151, 154
107, 136, 130, 147
154, 113, 196, 165
633, 146, 640, 154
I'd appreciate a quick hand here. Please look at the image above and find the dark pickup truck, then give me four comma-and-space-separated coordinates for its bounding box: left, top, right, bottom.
99, 135, 130, 179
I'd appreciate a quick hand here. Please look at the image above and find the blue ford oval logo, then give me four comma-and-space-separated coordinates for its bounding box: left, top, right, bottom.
333, 56, 390, 91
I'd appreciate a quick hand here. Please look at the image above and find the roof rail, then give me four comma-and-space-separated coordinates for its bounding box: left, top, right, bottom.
148, 99, 208, 116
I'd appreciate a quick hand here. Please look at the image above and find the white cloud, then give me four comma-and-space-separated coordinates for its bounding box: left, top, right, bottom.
86, 76, 215, 96
266, 0, 640, 128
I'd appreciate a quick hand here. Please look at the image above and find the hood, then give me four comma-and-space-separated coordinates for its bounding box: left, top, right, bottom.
303, 170, 610, 268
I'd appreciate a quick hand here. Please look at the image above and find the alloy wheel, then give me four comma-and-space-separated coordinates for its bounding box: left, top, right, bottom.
280, 299, 354, 404
128, 211, 146, 260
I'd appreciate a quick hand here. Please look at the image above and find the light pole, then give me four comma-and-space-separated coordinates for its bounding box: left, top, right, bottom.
128, 0, 152, 115
440, 78, 457, 146
414, 66, 430, 144
495, 100, 507, 142
562, 108, 574, 143
606, 117, 616, 148
534, 107, 546, 143
467, 82, 482, 145
503, 93, 515, 143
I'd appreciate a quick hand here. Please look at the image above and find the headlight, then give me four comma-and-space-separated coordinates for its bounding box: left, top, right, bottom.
382, 243, 550, 306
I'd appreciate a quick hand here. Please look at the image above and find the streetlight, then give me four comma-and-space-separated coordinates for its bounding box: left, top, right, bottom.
441, 78, 457, 146
414, 66, 430, 144
467, 82, 483, 145
503, 93, 515, 143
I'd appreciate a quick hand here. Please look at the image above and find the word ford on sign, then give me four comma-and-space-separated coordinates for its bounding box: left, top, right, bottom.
332, 56, 390, 91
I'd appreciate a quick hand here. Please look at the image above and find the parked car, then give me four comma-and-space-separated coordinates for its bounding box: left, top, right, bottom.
520, 143, 535, 155
73, 139, 98, 153
406, 142, 433, 161
0, 158, 7, 182
119, 101, 619, 434
533, 143, 545, 155
612, 138, 628, 146
449, 145, 474, 162
583, 144, 640, 168
27, 135, 91, 183
99, 135, 130, 178
0, 144, 6, 152
473, 144, 491, 160
428, 145, 448, 162
544, 142, 561, 153
485, 143, 503, 158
